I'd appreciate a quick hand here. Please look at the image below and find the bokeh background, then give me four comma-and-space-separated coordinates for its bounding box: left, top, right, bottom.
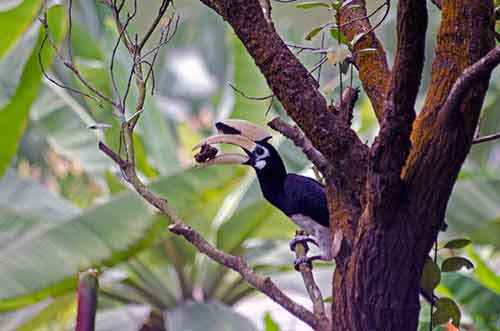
0, 0, 498, 330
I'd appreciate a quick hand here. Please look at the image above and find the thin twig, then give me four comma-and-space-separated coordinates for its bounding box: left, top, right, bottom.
317, 32, 325, 83
268, 117, 330, 176
292, 231, 326, 319
229, 83, 274, 100
38, 35, 102, 103
138, 15, 180, 62
138, 0, 171, 51
39, 13, 119, 108
169, 223, 329, 330
473, 131, 500, 144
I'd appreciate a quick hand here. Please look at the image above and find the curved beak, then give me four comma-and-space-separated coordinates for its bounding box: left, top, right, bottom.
193, 120, 271, 166
195, 153, 250, 168
215, 119, 272, 142
193, 134, 256, 166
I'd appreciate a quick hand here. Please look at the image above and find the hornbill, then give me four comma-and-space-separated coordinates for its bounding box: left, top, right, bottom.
193, 119, 332, 268
194, 119, 439, 304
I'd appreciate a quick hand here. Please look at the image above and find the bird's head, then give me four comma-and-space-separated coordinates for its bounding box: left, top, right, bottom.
193, 119, 282, 172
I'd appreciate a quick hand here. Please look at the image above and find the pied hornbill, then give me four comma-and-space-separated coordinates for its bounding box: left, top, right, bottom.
194, 119, 332, 268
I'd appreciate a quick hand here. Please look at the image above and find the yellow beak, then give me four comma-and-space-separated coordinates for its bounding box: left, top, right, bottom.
193, 120, 271, 166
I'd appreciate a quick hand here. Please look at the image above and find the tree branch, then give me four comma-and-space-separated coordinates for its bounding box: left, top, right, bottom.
198, 0, 369, 234
441, 45, 500, 117
333, 87, 359, 126
88, 2, 334, 328
292, 232, 327, 320
402, 0, 494, 235
473, 131, 500, 144
337, 0, 390, 120
368, 0, 427, 221
98, 139, 328, 329
268, 117, 330, 176
170, 224, 330, 330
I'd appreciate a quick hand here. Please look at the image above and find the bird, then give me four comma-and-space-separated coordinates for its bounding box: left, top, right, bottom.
194, 119, 332, 268
193, 119, 438, 304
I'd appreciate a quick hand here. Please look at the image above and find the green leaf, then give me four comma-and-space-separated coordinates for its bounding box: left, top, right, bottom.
16, 294, 77, 331
432, 297, 461, 328
230, 31, 271, 124
443, 238, 472, 249
264, 312, 280, 331
296, 2, 330, 9
468, 218, 500, 249
216, 199, 297, 255
0, 169, 80, 221
441, 257, 474, 272
0, 5, 67, 177
0, 166, 245, 311
0, 201, 163, 311
440, 272, 500, 328
446, 179, 500, 240
305, 26, 324, 41
465, 246, 500, 294
70, 23, 103, 60
134, 97, 180, 175
323, 296, 332, 303
111, 52, 180, 175
30, 84, 112, 173
329, 28, 349, 45
92, 305, 150, 331
0, 0, 43, 58
420, 256, 441, 294
165, 302, 257, 331
0, 24, 39, 109
331, 1, 342, 10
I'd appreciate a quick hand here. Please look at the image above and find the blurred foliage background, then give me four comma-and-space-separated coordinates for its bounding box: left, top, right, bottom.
0, 1, 498, 330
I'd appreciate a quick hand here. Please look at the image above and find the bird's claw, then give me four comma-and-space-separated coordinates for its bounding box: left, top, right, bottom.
293, 255, 324, 271
293, 256, 313, 271
289, 235, 318, 253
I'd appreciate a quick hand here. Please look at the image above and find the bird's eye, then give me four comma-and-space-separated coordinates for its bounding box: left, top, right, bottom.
255, 146, 265, 156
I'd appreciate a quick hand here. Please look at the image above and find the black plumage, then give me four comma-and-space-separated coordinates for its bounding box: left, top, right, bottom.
200, 120, 334, 264
252, 141, 330, 228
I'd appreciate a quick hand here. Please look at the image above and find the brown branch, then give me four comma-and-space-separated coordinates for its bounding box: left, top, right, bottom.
100, 140, 329, 330
337, 0, 390, 120
138, 0, 170, 51
229, 83, 274, 100
368, 0, 427, 221
39, 13, 120, 109
268, 117, 330, 176
333, 87, 359, 126
473, 131, 500, 144
170, 224, 329, 330
94, 3, 333, 327
199, 0, 369, 230
402, 0, 495, 235
441, 45, 500, 117
292, 232, 327, 320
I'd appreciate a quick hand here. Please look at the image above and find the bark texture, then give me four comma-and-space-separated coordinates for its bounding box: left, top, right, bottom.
196, 0, 496, 330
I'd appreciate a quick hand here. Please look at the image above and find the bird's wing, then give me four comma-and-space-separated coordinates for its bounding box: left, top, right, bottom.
282, 174, 330, 228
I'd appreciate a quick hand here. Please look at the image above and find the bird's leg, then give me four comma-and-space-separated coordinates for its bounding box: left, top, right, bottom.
293, 254, 329, 271
289, 235, 318, 254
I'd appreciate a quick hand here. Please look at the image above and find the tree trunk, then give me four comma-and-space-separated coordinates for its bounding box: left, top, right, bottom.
195, 0, 496, 330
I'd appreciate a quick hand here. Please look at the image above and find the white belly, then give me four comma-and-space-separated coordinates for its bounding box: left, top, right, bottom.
290, 214, 333, 261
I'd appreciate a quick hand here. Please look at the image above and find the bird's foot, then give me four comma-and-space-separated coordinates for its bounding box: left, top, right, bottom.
289, 235, 318, 254
293, 255, 324, 271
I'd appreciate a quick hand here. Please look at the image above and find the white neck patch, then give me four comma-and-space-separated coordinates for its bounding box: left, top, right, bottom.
254, 160, 267, 169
